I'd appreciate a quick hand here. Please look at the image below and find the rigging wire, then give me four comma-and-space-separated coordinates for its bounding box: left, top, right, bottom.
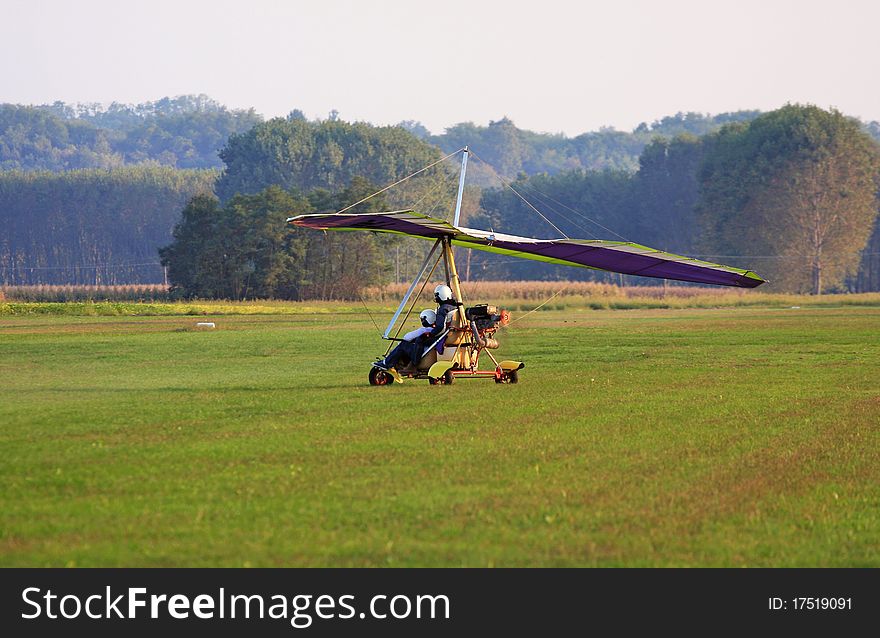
506, 285, 569, 326
468, 149, 631, 242
515, 180, 631, 242
409, 166, 451, 213
334, 147, 464, 214
504, 182, 600, 239
417, 161, 461, 220
467, 149, 568, 239
357, 291, 385, 339
8, 261, 162, 271
384, 250, 442, 357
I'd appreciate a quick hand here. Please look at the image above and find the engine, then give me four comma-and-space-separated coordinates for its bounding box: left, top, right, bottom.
464, 304, 510, 348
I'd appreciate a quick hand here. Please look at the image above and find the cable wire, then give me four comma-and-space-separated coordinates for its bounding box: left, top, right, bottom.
334, 148, 464, 214
468, 149, 568, 238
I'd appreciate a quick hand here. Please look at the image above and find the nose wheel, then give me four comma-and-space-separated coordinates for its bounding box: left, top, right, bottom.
369, 366, 393, 386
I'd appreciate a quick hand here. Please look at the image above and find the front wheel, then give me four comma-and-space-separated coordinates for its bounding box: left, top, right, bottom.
369, 367, 393, 386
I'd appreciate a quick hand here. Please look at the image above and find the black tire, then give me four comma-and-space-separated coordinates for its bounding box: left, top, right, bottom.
428, 377, 440, 385
443, 369, 455, 385
496, 369, 519, 384
369, 367, 392, 386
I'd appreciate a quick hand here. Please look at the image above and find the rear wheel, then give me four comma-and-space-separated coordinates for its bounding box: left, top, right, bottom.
443, 369, 456, 385
495, 369, 519, 384
369, 367, 392, 386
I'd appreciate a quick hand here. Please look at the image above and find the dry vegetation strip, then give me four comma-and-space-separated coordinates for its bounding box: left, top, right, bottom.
2, 284, 880, 316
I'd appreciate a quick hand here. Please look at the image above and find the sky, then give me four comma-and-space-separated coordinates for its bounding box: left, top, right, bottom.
2, 0, 878, 136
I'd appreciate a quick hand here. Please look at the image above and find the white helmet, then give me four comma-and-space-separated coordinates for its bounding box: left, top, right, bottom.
419, 309, 436, 327
434, 284, 453, 303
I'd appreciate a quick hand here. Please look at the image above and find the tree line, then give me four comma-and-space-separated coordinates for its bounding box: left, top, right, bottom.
475, 106, 880, 294
0, 167, 215, 285
1, 118, 450, 290
427, 111, 765, 185
0, 95, 800, 178
0, 96, 260, 171
2, 102, 878, 295
5, 94, 880, 181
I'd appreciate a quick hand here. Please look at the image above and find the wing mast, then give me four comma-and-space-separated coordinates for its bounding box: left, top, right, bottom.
452, 146, 469, 227
447, 146, 469, 306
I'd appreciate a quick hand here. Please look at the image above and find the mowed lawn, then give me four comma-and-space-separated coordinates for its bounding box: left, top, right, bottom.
0, 306, 878, 567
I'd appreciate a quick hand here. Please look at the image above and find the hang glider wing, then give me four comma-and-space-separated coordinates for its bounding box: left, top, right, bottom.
287, 211, 765, 289
289, 210, 459, 239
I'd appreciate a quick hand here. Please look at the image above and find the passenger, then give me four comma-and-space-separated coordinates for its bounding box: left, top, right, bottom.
374, 309, 436, 371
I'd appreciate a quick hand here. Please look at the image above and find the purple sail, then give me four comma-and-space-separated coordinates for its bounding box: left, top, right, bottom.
288, 211, 765, 288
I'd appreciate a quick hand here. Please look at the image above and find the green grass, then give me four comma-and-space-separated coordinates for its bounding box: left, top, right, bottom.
1, 306, 878, 567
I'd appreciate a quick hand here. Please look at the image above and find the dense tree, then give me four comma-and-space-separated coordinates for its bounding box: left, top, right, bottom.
699, 105, 880, 294
298, 178, 398, 300
0, 96, 260, 170
0, 105, 123, 170
0, 167, 216, 285
4, 98, 880, 294
634, 111, 762, 138
160, 178, 403, 300
630, 134, 705, 255
157, 195, 226, 296
698, 105, 880, 293
215, 118, 442, 200
855, 218, 880, 292
431, 111, 762, 184
397, 120, 430, 139
160, 187, 311, 299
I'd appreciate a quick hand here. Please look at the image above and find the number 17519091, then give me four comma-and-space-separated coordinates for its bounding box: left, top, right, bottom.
769, 597, 852, 611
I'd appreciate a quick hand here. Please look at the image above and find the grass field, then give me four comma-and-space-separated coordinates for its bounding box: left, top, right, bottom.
1, 304, 878, 567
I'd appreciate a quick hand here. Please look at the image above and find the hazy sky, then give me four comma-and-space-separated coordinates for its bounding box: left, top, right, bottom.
2, 0, 878, 136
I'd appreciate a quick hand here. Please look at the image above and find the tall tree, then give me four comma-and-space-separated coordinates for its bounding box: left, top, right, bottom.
855, 216, 880, 292
631, 134, 704, 255
215, 118, 441, 200
0, 97, 260, 170
158, 195, 225, 296
0, 167, 215, 285
160, 187, 313, 300
160, 179, 400, 300
698, 105, 880, 293
298, 177, 396, 300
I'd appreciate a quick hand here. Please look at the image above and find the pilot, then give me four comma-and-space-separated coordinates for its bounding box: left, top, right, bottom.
374, 308, 436, 371
427, 284, 459, 347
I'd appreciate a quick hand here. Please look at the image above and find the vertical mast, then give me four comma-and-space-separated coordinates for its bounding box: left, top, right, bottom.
448, 146, 469, 311
452, 146, 469, 228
